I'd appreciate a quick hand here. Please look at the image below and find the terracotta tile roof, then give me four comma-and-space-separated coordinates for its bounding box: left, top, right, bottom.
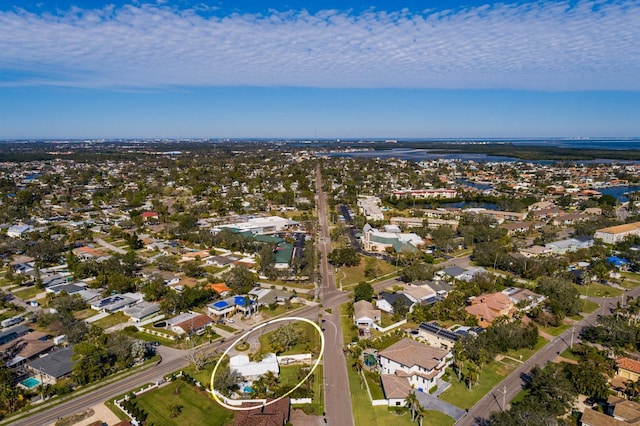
206, 283, 232, 294
175, 314, 212, 334
618, 357, 640, 375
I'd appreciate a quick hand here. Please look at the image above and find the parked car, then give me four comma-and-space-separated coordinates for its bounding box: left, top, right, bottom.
226, 318, 235, 324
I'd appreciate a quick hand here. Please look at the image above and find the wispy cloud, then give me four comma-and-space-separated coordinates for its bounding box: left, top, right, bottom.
1, 0, 639, 90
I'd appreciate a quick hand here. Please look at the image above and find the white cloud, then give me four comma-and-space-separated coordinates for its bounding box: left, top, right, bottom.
0, 0, 639, 90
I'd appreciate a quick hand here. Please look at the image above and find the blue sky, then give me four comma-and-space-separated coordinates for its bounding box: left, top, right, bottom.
1, 0, 639, 139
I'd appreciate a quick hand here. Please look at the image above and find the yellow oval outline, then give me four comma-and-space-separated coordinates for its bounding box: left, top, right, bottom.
210, 316, 325, 411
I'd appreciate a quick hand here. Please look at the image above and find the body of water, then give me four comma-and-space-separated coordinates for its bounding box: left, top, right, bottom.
600, 186, 640, 202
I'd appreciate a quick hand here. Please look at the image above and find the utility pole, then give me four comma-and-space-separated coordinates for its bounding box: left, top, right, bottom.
570, 325, 575, 349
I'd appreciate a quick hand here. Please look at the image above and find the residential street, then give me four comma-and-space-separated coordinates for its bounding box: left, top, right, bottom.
316, 165, 355, 426
456, 286, 640, 425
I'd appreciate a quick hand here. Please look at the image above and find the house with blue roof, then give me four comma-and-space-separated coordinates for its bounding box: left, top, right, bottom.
208, 295, 256, 318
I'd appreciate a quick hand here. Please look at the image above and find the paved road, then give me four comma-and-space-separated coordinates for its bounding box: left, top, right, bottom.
6, 346, 185, 426
316, 165, 355, 426
94, 238, 128, 255
456, 287, 640, 425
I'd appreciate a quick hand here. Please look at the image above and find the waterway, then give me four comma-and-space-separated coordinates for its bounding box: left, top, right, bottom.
599, 186, 640, 202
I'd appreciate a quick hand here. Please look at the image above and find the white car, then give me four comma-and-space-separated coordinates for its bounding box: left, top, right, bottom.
226, 318, 235, 324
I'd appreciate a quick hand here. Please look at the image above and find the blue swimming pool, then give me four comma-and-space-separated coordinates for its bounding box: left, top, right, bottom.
243, 386, 254, 393
21, 377, 41, 389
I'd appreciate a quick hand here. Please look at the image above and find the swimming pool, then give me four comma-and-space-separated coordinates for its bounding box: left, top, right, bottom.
243, 386, 254, 393
364, 353, 377, 367
21, 377, 41, 389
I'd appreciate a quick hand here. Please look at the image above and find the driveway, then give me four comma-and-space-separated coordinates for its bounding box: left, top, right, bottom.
415, 391, 466, 421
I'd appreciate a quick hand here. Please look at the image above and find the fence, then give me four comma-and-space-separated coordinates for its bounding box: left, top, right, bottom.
372, 319, 407, 333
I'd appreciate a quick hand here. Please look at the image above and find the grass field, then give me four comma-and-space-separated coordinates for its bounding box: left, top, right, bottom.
346, 362, 453, 426
214, 323, 238, 333
440, 361, 517, 410
341, 303, 359, 346
136, 380, 234, 426
539, 322, 571, 337
581, 300, 600, 314
93, 311, 128, 329
620, 272, 640, 289
12, 286, 42, 300
504, 336, 548, 362
340, 255, 397, 288
259, 321, 321, 355
574, 282, 623, 298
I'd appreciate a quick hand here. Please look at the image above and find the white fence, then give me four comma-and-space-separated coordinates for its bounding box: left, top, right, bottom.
277, 353, 312, 364
372, 319, 407, 333
291, 398, 313, 404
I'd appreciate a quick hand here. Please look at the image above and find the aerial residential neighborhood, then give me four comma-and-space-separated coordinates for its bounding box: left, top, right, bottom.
2, 140, 640, 426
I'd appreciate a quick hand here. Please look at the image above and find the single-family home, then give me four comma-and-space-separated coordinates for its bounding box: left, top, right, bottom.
417, 322, 481, 351
123, 301, 161, 323
379, 338, 453, 394
376, 292, 414, 315
7, 225, 34, 238
165, 312, 213, 335
234, 398, 291, 426
501, 287, 546, 311
465, 292, 515, 328
230, 353, 279, 382
353, 300, 381, 328
90, 293, 142, 313
27, 346, 75, 383
618, 357, 640, 382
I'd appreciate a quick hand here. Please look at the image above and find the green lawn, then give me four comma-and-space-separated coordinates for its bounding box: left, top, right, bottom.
340, 256, 397, 288
620, 272, 640, 289
93, 311, 128, 329
346, 362, 453, 426
581, 300, 600, 314
574, 282, 623, 298
215, 324, 238, 333
74, 308, 98, 320
504, 336, 548, 362
260, 303, 303, 319
280, 364, 324, 414
559, 347, 581, 362
440, 361, 517, 410
364, 371, 385, 400
259, 321, 321, 356
13, 286, 42, 300
539, 323, 571, 337
341, 303, 359, 346
135, 380, 234, 426
184, 364, 216, 387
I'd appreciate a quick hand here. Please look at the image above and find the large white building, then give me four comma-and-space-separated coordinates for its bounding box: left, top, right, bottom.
213, 216, 293, 235
379, 338, 452, 393
230, 353, 279, 382
360, 224, 424, 253
594, 222, 640, 245
357, 196, 384, 221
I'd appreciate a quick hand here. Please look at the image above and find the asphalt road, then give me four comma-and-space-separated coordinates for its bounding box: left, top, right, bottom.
456, 286, 640, 425
8, 166, 352, 426
316, 165, 355, 426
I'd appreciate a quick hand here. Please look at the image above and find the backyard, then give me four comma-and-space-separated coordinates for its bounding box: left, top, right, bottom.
440, 360, 518, 409
135, 380, 234, 426
346, 362, 454, 426
258, 321, 321, 356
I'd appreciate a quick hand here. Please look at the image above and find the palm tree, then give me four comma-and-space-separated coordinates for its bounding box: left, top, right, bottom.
353, 357, 364, 374
405, 389, 420, 422
415, 404, 425, 426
